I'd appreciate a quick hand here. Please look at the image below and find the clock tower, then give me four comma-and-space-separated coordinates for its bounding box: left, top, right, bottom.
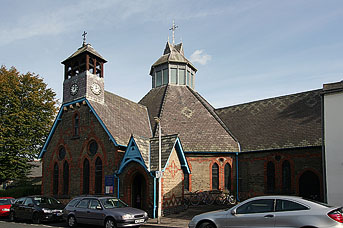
62, 39, 107, 104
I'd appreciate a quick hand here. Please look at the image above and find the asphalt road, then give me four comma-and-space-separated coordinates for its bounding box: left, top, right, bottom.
0, 218, 67, 228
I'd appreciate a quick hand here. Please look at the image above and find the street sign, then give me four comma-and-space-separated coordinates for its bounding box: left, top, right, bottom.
156, 171, 163, 178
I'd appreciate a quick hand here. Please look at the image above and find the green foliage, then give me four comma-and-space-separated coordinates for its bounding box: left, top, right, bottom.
0, 66, 58, 183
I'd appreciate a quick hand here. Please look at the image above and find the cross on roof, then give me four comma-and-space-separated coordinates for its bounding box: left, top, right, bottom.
169, 20, 178, 45
82, 31, 87, 46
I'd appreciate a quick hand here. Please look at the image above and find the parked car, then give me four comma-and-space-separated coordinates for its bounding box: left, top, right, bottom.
0, 197, 14, 217
63, 195, 148, 228
9, 195, 64, 223
188, 195, 343, 228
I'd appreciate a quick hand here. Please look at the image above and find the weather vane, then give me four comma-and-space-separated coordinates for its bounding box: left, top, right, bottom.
169, 20, 178, 45
82, 31, 87, 46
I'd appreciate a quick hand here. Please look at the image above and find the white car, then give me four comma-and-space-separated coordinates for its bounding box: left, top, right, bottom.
188, 195, 343, 228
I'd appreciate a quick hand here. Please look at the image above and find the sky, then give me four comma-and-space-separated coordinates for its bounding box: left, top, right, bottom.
1, 0, 343, 108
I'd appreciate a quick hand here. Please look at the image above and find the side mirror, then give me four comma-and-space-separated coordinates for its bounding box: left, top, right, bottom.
96, 205, 102, 210
231, 209, 237, 216
28, 203, 34, 207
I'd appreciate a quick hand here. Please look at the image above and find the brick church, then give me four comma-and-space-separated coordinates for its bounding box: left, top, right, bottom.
39, 36, 323, 217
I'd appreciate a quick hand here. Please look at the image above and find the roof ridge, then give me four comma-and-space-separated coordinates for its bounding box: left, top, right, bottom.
150, 133, 179, 141
216, 88, 322, 111
104, 90, 147, 110
187, 86, 240, 147
153, 85, 169, 136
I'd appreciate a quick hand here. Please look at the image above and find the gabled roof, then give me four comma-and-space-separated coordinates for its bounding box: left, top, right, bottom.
89, 91, 152, 146
215, 89, 322, 152
39, 91, 152, 158
139, 85, 239, 152
117, 135, 149, 174
149, 134, 190, 173
61, 43, 107, 64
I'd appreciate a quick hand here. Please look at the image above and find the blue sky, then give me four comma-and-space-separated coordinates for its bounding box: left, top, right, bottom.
1, 0, 343, 108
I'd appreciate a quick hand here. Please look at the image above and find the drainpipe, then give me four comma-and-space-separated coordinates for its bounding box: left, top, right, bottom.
153, 177, 157, 218
236, 142, 241, 202
114, 173, 120, 199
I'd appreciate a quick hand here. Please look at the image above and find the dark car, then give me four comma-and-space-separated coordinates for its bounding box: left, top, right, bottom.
9, 195, 65, 223
0, 197, 14, 217
63, 196, 148, 228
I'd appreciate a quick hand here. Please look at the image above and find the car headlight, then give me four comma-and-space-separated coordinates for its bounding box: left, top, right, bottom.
42, 208, 53, 213
1, 208, 10, 211
122, 214, 135, 220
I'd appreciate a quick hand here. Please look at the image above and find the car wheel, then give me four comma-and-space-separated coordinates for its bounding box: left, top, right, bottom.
9, 211, 16, 222
199, 221, 216, 228
105, 218, 117, 228
68, 215, 77, 227
32, 213, 41, 224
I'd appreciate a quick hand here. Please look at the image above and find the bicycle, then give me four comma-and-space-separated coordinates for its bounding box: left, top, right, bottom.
215, 190, 236, 205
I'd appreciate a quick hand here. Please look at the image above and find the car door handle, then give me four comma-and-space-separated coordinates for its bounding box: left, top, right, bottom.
264, 214, 274, 218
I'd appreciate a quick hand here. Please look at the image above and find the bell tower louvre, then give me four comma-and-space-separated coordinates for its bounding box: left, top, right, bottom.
62, 32, 107, 104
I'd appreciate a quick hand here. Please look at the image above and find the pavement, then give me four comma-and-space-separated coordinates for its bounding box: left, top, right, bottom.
143, 204, 230, 228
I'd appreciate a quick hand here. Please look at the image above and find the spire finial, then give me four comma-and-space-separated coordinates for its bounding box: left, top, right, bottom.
169, 20, 178, 46
82, 31, 87, 46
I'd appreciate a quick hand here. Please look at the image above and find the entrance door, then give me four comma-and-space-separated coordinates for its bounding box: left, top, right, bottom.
132, 173, 145, 209
299, 171, 320, 201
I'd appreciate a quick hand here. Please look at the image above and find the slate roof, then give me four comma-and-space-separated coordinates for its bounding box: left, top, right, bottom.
89, 91, 152, 146
139, 85, 239, 152
215, 89, 322, 152
132, 135, 150, 167
150, 134, 179, 170
62, 43, 107, 63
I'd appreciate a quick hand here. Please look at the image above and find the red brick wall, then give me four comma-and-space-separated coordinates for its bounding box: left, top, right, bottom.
238, 147, 322, 200
42, 103, 119, 198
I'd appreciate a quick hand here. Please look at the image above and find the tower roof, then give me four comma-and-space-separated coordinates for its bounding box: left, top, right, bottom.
150, 42, 197, 75
61, 43, 107, 64
139, 85, 239, 152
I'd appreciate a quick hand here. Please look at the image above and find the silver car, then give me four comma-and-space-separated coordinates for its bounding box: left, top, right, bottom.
63, 196, 148, 227
188, 195, 343, 228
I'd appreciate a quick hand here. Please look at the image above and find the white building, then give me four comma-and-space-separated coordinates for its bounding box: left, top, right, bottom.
323, 81, 343, 206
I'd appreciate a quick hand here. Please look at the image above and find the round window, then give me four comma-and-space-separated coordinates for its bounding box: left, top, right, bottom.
88, 140, 98, 156
58, 147, 66, 160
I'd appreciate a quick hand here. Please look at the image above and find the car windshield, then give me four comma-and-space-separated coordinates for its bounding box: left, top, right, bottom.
33, 197, 61, 206
100, 198, 127, 209
0, 199, 13, 205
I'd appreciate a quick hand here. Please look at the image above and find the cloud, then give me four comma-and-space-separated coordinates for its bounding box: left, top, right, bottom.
190, 50, 212, 65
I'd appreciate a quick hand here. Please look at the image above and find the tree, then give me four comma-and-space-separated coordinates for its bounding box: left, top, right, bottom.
0, 66, 58, 184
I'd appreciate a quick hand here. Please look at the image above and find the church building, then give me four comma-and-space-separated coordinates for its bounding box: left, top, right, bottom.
39, 35, 323, 217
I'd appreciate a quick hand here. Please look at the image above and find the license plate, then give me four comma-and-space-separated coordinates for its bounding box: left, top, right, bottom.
135, 219, 145, 223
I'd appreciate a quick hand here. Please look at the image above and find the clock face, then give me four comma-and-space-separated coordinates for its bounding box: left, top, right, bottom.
91, 83, 101, 95
70, 83, 79, 96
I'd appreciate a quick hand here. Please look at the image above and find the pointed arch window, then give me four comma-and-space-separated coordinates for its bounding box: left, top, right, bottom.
212, 163, 219, 190
95, 157, 102, 194
83, 159, 90, 194
267, 161, 275, 193
74, 114, 79, 136
63, 161, 69, 195
53, 163, 59, 195
282, 160, 291, 193
224, 163, 232, 191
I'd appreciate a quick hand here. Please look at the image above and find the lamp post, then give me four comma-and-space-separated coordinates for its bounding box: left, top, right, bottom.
154, 117, 162, 224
